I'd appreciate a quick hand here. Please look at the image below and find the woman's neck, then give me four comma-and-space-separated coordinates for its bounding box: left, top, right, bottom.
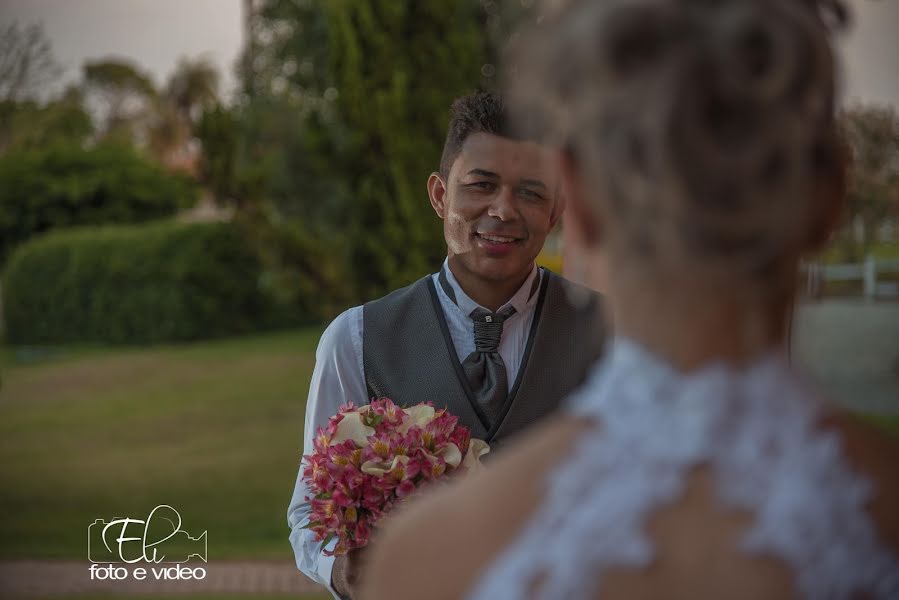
606, 270, 794, 373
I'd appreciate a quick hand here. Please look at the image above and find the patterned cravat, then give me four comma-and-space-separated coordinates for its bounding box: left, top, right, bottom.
462, 306, 516, 426
438, 266, 541, 428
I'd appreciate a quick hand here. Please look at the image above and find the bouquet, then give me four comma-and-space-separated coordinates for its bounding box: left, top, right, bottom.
301, 398, 490, 556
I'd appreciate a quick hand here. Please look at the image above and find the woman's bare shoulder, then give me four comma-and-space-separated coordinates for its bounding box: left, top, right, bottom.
823, 412, 899, 549
359, 416, 592, 600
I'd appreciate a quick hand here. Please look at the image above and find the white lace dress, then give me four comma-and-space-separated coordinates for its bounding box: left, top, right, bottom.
468, 339, 899, 600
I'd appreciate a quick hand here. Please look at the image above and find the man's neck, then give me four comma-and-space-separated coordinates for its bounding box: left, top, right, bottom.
446, 258, 533, 312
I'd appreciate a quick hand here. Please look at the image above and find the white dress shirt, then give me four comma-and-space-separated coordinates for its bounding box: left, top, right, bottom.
287, 260, 542, 597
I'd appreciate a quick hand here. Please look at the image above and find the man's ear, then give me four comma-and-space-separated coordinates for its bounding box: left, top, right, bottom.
559, 150, 602, 248
427, 172, 448, 219
550, 185, 566, 229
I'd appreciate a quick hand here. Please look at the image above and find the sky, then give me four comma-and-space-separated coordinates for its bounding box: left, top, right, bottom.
0, 0, 897, 107
838, 0, 899, 108
0, 0, 245, 100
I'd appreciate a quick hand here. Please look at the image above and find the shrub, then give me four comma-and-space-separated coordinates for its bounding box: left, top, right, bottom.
2, 221, 267, 344
0, 142, 197, 265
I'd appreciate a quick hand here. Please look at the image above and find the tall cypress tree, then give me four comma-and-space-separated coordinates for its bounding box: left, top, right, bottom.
239, 1, 492, 299
324, 1, 488, 297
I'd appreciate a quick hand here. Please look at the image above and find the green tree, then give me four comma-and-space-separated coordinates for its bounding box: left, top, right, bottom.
239, 1, 491, 298
236, 0, 353, 223
324, 1, 489, 296
166, 57, 220, 124
0, 22, 62, 102
0, 22, 92, 155
840, 104, 899, 257
195, 102, 240, 203
83, 59, 157, 142
149, 57, 221, 166
0, 86, 93, 154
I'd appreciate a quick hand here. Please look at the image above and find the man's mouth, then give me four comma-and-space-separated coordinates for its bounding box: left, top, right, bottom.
476, 233, 522, 244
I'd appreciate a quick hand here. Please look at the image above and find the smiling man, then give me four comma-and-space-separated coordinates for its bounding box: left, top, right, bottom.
287, 92, 608, 600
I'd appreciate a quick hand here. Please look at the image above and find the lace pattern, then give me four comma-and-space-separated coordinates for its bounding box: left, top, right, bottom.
467, 339, 899, 600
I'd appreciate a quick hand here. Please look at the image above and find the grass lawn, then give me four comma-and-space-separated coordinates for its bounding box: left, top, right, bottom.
0, 328, 323, 560
864, 413, 899, 437
2, 325, 895, 566
816, 242, 899, 264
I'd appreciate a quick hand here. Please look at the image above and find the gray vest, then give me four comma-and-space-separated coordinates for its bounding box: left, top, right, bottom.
362, 269, 607, 448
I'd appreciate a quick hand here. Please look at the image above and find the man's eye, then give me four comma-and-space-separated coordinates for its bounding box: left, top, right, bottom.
518, 188, 544, 201
469, 181, 496, 191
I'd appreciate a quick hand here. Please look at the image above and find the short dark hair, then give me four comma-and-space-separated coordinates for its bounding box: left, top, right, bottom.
439, 92, 516, 177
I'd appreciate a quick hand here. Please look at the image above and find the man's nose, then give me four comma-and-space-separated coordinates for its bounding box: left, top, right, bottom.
487, 186, 517, 221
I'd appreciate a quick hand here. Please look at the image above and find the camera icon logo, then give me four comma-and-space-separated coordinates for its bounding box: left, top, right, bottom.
88, 505, 207, 564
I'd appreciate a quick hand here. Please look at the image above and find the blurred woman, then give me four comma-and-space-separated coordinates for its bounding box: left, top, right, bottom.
361, 1, 899, 598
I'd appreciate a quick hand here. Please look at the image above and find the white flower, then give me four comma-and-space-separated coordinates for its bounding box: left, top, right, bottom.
438, 443, 462, 468
331, 412, 375, 445
361, 455, 410, 477
462, 438, 490, 472
397, 404, 437, 434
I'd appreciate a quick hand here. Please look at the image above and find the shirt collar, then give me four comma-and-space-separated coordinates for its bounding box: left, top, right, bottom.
441, 258, 541, 317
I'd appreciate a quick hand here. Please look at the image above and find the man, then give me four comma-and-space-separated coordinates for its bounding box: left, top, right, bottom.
287, 92, 607, 599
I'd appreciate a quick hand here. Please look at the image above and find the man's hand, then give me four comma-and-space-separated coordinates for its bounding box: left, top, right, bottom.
331, 547, 367, 599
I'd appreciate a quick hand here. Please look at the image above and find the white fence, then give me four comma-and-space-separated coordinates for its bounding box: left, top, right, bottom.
803, 255, 899, 299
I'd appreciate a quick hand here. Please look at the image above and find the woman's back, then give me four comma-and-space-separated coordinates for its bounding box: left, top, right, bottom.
363, 343, 899, 599
467, 341, 899, 599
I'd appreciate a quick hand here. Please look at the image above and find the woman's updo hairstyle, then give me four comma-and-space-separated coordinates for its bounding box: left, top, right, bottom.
507, 0, 848, 281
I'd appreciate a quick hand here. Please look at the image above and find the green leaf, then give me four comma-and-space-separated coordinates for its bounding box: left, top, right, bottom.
318, 533, 335, 553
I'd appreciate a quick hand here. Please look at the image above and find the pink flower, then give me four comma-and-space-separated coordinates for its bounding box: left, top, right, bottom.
353, 520, 371, 547
426, 410, 458, 439
449, 425, 471, 455
365, 433, 393, 461
396, 479, 416, 498
426, 454, 447, 479
300, 400, 488, 555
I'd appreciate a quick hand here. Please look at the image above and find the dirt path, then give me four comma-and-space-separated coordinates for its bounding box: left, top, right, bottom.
0, 559, 325, 598
793, 299, 899, 413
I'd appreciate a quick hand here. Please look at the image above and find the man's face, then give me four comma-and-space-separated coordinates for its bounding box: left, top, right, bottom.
430, 132, 561, 285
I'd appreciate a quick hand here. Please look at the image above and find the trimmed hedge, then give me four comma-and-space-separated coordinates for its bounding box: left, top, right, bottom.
2, 221, 268, 344
0, 142, 197, 265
